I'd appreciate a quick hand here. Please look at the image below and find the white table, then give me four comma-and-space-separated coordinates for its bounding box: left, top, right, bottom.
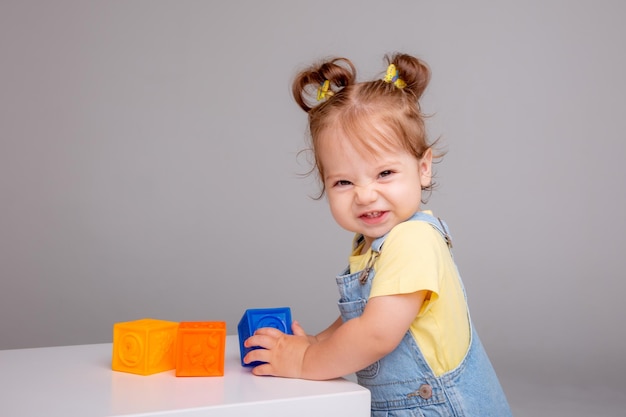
0, 335, 370, 416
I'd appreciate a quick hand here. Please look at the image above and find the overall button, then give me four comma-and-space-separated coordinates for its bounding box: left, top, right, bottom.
418, 384, 432, 399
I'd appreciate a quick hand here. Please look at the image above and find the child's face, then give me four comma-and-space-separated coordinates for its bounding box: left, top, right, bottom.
319, 132, 432, 251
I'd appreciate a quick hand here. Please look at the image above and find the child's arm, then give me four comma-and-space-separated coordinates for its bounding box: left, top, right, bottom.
314, 315, 343, 342
243, 290, 426, 380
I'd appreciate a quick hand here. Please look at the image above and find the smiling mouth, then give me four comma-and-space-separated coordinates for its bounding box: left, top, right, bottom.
361, 211, 385, 219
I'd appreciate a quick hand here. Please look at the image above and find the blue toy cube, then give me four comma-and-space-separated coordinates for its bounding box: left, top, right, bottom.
238, 307, 292, 367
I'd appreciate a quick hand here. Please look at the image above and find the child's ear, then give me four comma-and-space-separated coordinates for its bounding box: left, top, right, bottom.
419, 148, 433, 187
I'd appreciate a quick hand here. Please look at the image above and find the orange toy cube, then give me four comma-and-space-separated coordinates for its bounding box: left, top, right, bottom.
175, 321, 226, 377
112, 318, 178, 375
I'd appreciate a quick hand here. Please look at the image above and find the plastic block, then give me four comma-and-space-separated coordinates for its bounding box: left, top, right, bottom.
175, 321, 226, 377
237, 307, 292, 367
112, 318, 178, 375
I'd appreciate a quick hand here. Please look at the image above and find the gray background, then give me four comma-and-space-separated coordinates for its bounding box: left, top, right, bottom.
2, 1, 625, 415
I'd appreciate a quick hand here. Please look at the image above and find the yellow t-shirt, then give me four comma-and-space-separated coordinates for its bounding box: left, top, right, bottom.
349, 218, 470, 376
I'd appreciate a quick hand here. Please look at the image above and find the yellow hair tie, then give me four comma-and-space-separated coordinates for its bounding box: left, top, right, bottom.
383, 64, 406, 89
317, 79, 334, 101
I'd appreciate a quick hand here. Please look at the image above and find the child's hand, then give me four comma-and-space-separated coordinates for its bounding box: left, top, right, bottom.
243, 321, 312, 378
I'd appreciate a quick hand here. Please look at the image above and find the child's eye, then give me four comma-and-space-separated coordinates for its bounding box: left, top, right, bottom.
334, 180, 352, 187
379, 170, 393, 178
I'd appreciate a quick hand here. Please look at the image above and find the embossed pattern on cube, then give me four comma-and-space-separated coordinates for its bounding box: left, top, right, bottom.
237, 307, 292, 367
175, 321, 226, 377
112, 318, 178, 375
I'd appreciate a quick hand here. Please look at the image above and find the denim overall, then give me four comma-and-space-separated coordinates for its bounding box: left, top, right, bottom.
336, 212, 512, 416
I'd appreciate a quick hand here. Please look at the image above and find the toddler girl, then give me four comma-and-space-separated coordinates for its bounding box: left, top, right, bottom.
244, 53, 512, 416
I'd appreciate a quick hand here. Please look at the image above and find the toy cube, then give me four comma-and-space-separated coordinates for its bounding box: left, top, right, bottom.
237, 307, 292, 367
112, 318, 178, 375
175, 321, 226, 377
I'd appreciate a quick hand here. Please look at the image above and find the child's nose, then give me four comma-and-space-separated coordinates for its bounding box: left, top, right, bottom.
354, 183, 378, 204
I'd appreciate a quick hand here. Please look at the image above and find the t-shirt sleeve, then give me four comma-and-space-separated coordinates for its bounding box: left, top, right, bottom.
369, 221, 441, 304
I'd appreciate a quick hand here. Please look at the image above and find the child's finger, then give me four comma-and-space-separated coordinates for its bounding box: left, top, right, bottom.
251, 362, 274, 376
291, 320, 307, 336
253, 326, 284, 338
245, 332, 276, 349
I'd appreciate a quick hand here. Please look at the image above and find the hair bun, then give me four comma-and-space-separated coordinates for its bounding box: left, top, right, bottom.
386, 53, 431, 100
292, 57, 357, 112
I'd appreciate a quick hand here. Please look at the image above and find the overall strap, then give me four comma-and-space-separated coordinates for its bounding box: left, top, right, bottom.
371, 212, 453, 253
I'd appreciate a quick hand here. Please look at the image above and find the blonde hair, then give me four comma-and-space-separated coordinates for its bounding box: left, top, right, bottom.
292, 53, 443, 198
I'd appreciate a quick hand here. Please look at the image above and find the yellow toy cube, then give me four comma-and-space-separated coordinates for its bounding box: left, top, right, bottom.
112, 318, 178, 375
